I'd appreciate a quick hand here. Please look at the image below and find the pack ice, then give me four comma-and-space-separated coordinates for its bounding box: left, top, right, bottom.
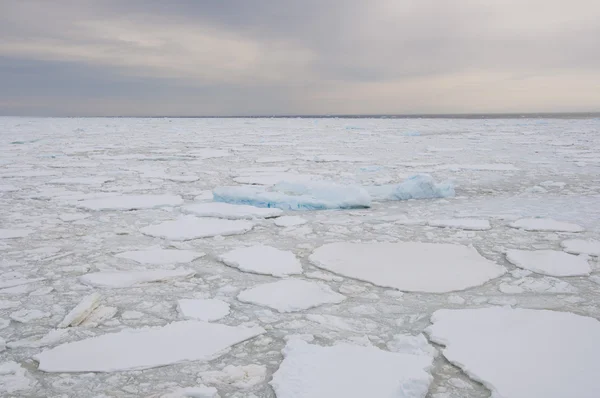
115, 248, 206, 265
309, 242, 505, 293
426, 307, 600, 398
79, 269, 195, 288
561, 239, 600, 256
271, 340, 433, 398
141, 216, 253, 240
77, 195, 183, 211
505, 249, 591, 276
366, 174, 455, 201
183, 202, 283, 219
218, 245, 302, 277
34, 321, 265, 372
509, 218, 584, 232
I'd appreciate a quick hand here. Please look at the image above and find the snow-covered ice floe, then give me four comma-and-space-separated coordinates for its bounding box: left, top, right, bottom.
237, 279, 346, 312
505, 249, 591, 277
58, 293, 101, 328
561, 239, 600, 256
115, 248, 205, 265
141, 216, 253, 240
218, 245, 302, 277
214, 174, 453, 211
309, 242, 505, 293
274, 215, 308, 227
427, 218, 491, 231
0, 229, 33, 239
426, 307, 600, 398
509, 218, 584, 232
34, 321, 265, 372
182, 202, 283, 219
79, 269, 195, 288
270, 340, 434, 398
177, 299, 230, 321
76, 195, 183, 211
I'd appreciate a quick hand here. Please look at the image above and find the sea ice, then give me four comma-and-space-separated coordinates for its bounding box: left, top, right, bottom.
426, 307, 600, 398
509, 218, 584, 232
0, 229, 33, 239
309, 242, 505, 293
199, 364, 266, 389
79, 269, 195, 288
0, 361, 34, 393
58, 293, 101, 328
34, 321, 265, 372
77, 195, 183, 211
218, 245, 302, 277
182, 202, 283, 219
561, 239, 600, 256
214, 181, 371, 210
274, 216, 308, 227
505, 249, 591, 276
367, 174, 455, 201
49, 177, 114, 185
141, 216, 253, 240
0, 277, 45, 289
160, 385, 219, 398
436, 163, 518, 171
177, 299, 230, 321
498, 276, 577, 294
271, 340, 433, 398
427, 219, 491, 231
7, 329, 69, 349
10, 309, 50, 323
115, 248, 206, 265
237, 279, 345, 312
232, 172, 315, 186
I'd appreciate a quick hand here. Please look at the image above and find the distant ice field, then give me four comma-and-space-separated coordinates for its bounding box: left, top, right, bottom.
1, 116, 599, 397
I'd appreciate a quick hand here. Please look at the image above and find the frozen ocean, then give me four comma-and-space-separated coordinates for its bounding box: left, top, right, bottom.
1, 116, 599, 397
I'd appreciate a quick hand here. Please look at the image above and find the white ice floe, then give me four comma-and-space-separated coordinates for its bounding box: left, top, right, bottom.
49, 177, 114, 185
58, 213, 91, 222
160, 385, 219, 398
183, 202, 283, 219
177, 299, 230, 322
274, 216, 308, 227
237, 279, 345, 312
0, 229, 33, 239
77, 194, 183, 211
271, 340, 434, 398
232, 172, 315, 186
200, 364, 266, 389
141, 216, 253, 240
498, 276, 577, 294
426, 307, 600, 398
436, 163, 518, 171
427, 219, 491, 231
58, 293, 101, 328
0, 184, 19, 192
505, 249, 591, 276
10, 309, 50, 323
8, 329, 69, 349
0, 277, 45, 289
509, 218, 584, 232
302, 154, 371, 163
115, 248, 205, 265
218, 245, 302, 277
0, 361, 35, 393
79, 269, 195, 288
34, 321, 265, 372
309, 242, 505, 293
80, 306, 118, 327
561, 239, 600, 256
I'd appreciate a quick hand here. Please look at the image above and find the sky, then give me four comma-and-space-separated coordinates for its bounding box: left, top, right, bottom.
1, 0, 599, 116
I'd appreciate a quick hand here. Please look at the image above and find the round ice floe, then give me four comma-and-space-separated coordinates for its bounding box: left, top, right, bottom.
561, 239, 600, 256
505, 249, 591, 277
274, 216, 308, 227
182, 202, 283, 219
309, 242, 505, 293
177, 299, 230, 322
427, 219, 491, 231
237, 279, 346, 312
77, 195, 183, 211
219, 245, 302, 277
271, 340, 434, 398
426, 307, 600, 398
141, 216, 253, 241
509, 218, 584, 232
115, 248, 205, 265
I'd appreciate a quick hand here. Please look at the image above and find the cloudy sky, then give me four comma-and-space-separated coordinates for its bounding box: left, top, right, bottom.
1, 0, 599, 116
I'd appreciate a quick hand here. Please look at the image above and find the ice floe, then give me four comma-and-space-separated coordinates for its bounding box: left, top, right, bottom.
141, 216, 253, 240
115, 248, 205, 265
237, 279, 345, 312
182, 202, 283, 219
79, 269, 195, 288
177, 299, 230, 321
367, 175, 455, 201
271, 340, 433, 398
49, 176, 114, 185
498, 276, 577, 294
509, 218, 584, 232
218, 245, 302, 277
77, 195, 183, 211
309, 242, 505, 293
561, 239, 600, 256
426, 307, 600, 398
0, 361, 35, 393
505, 249, 591, 276
34, 321, 265, 372
199, 364, 266, 389
58, 293, 101, 328
427, 218, 491, 231
274, 216, 308, 227
0, 229, 33, 239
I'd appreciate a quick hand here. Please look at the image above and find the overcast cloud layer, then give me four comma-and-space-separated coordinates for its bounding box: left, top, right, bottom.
1, 0, 599, 116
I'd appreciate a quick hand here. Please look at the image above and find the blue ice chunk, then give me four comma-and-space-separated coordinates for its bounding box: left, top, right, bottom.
367, 175, 455, 201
